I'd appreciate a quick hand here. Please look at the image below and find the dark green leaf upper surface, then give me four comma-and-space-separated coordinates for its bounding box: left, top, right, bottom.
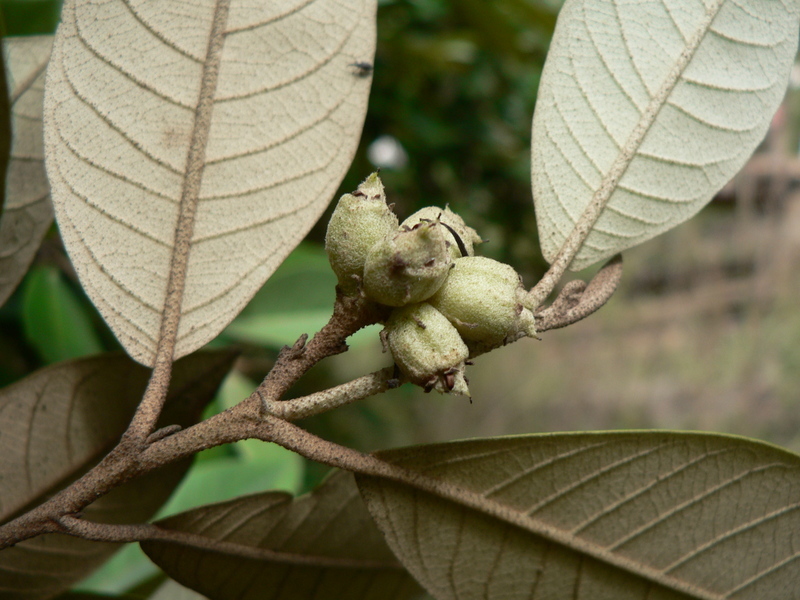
0, 350, 236, 600
357, 432, 800, 600
142, 470, 424, 600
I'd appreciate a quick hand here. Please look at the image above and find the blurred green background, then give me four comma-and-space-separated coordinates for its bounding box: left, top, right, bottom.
1, 0, 800, 597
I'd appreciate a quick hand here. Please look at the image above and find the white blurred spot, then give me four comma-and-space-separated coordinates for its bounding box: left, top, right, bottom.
791, 62, 800, 89
367, 135, 409, 170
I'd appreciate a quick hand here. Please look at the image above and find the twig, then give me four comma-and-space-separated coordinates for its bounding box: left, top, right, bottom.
263, 367, 399, 420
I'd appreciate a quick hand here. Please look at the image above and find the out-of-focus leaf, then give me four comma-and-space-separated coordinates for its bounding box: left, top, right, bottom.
54, 594, 121, 600
146, 579, 208, 600
142, 470, 424, 600
531, 0, 800, 270
0, 2, 62, 36
0, 35, 53, 307
358, 431, 800, 599
0, 350, 236, 600
224, 242, 379, 349
73, 543, 158, 598
224, 243, 337, 348
21, 265, 103, 363
44, 0, 377, 365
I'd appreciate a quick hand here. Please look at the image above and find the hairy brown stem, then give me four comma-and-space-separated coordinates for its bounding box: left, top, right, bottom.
0, 291, 388, 550
264, 367, 400, 420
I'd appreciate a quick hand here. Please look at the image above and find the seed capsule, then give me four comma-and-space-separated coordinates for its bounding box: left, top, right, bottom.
428, 256, 537, 346
401, 206, 482, 259
385, 303, 470, 396
325, 172, 398, 294
363, 220, 452, 307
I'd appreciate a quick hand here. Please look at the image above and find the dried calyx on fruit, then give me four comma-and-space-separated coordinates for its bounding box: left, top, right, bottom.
363, 219, 453, 307
401, 206, 483, 259
429, 256, 537, 346
325, 172, 398, 295
384, 303, 470, 396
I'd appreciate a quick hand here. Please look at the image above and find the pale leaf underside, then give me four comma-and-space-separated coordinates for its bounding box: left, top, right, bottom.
358, 432, 800, 599
44, 0, 376, 365
531, 0, 799, 271
0, 36, 54, 307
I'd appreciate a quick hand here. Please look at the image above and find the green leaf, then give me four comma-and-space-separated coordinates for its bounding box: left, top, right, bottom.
0, 2, 62, 36
21, 265, 103, 363
0, 350, 237, 600
141, 470, 425, 600
73, 544, 159, 598
146, 578, 208, 600
223, 243, 337, 349
531, 0, 800, 270
357, 431, 800, 599
224, 242, 379, 349
55, 594, 123, 600
155, 443, 304, 520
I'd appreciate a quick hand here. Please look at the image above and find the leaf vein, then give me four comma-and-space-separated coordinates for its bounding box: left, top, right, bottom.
482, 442, 609, 499
71, 2, 193, 110
120, 0, 205, 63
571, 449, 730, 535
609, 462, 788, 551
524, 444, 667, 517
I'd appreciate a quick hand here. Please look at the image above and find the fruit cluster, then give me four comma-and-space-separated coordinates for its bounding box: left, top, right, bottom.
325, 173, 536, 396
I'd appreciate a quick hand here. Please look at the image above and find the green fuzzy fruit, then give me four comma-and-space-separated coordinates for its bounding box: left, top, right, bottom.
428, 256, 536, 345
325, 172, 398, 294
401, 206, 482, 259
363, 220, 452, 307
385, 303, 470, 396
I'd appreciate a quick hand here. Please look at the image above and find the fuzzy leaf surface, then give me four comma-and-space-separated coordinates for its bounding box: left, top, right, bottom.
531, 0, 799, 270
142, 470, 424, 600
0, 35, 54, 307
44, 0, 376, 365
0, 350, 236, 600
357, 431, 800, 600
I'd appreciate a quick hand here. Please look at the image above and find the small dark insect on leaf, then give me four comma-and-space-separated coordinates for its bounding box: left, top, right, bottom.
349, 61, 373, 77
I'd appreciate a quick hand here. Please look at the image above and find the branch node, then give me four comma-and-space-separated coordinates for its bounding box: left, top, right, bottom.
280, 333, 309, 361
146, 424, 183, 444
536, 254, 623, 332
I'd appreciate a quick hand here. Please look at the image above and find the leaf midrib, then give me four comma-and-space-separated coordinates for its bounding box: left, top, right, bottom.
153, 0, 231, 363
